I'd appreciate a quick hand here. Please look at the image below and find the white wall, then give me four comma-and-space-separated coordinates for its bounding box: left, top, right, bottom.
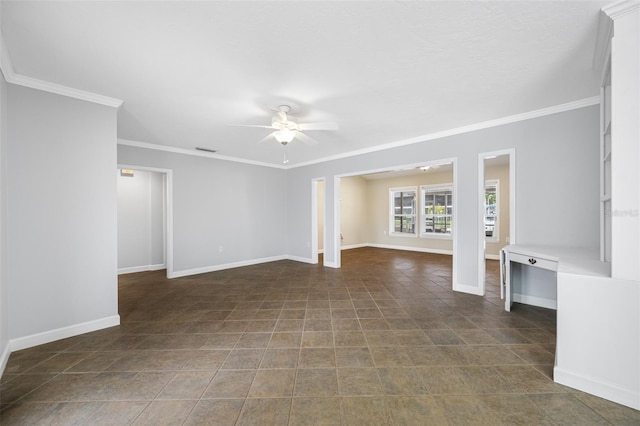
317, 179, 324, 251
117, 169, 165, 273
287, 106, 600, 294
6, 85, 119, 346
117, 145, 288, 276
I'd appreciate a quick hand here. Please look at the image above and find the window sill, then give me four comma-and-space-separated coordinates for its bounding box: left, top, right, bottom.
420, 233, 453, 240
389, 232, 418, 238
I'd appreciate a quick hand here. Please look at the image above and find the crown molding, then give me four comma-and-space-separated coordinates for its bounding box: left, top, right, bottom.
119, 96, 599, 170
287, 96, 600, 169
593, 10, 613, 76
118, 96, 600, 170
602, 0, 640, 19
0, 35, 122, 108
117, 138, 287, 170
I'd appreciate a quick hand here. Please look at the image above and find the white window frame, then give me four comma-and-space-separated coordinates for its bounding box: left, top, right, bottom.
389, 186, 418, 237
420, 183, 453, 239
485, 179, 499, 243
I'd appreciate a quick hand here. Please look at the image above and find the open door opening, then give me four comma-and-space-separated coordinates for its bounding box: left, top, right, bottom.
311, 178, 325, 265
478, 150, 515, 296
117, 165, 173, 278
332, 159, 457, 289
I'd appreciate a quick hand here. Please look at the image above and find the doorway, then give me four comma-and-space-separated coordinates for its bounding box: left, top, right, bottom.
332, 158, 458, 287
117, 165, 173, 277
311, 178, 325, 265
478, 150, 515, 295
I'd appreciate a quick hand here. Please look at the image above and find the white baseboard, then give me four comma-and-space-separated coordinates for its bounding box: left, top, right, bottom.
170, 255, 288, 278
485, 254, 500, 260
341, 243, 369, 251
287, 255, 316, 264
0, 341, 11, 377
367, 243, 453, 256
170, 245, 451, 278
453, 282, 484, 296
118, 263, 166, 275
513, 293, 557, 310
554, 366, 639, 410
10, 315, 121, 352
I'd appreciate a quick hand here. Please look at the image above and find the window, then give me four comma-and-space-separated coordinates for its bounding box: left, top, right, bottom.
485, 180, 498, 241
421, 185, 453, 237
389, 187, 417, 236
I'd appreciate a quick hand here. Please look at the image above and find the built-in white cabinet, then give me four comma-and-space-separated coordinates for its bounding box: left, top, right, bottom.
552, 0, 640, 411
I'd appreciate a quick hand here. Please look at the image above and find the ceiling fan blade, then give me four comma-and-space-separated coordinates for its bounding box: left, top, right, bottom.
296, 132, 318, 146
298, 122, 339, 131
228, 124, 275, 129
257, 131, 276, 144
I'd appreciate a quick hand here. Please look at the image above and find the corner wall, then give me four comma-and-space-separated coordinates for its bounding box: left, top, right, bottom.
6, 85, 119, 348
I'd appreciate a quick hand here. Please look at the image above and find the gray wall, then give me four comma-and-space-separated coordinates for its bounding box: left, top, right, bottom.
7, 85, 119, 340
0, 71, 8, 361
117, 145, 288, 275
287, 106, 600, 292
117, 169, 165, 271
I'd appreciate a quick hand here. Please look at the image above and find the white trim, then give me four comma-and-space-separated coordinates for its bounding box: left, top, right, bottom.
0, 343, 11, 377
288, 97, 599, 169
451, 159, 459, 294
420, 183, 454, 238
594, 8, 614, 75
513, 293, 557, 310
367, 243, 452, 256
170, 255, 288, 278
118, 138, 286, 169
602, 0, 640, 20
485, 254, 501, 261
554, 366, 639, 410
453, 282, 484, 296
478, 149, 516, 297
341, 243, 370, 251
389, 186, 418, 237
286, 255, 316, 264
0, 35, 122, 108
10, 315, 120, 352
332, 176, 342, 268
311, 177, 325, 265
118, 264, 166, 275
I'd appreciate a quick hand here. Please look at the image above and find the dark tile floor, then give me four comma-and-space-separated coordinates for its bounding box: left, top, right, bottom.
1, 248, 639, 425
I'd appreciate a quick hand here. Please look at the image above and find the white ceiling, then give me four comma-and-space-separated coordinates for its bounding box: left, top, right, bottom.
1, 1, 608, 167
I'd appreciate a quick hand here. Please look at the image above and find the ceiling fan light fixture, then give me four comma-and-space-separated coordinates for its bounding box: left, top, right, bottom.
274, 128, 296, 145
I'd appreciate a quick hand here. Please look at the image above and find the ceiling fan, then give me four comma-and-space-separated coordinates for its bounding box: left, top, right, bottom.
232, 105, 338, 146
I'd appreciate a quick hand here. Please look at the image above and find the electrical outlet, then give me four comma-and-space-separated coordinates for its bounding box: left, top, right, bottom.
219, 246, 223, 252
